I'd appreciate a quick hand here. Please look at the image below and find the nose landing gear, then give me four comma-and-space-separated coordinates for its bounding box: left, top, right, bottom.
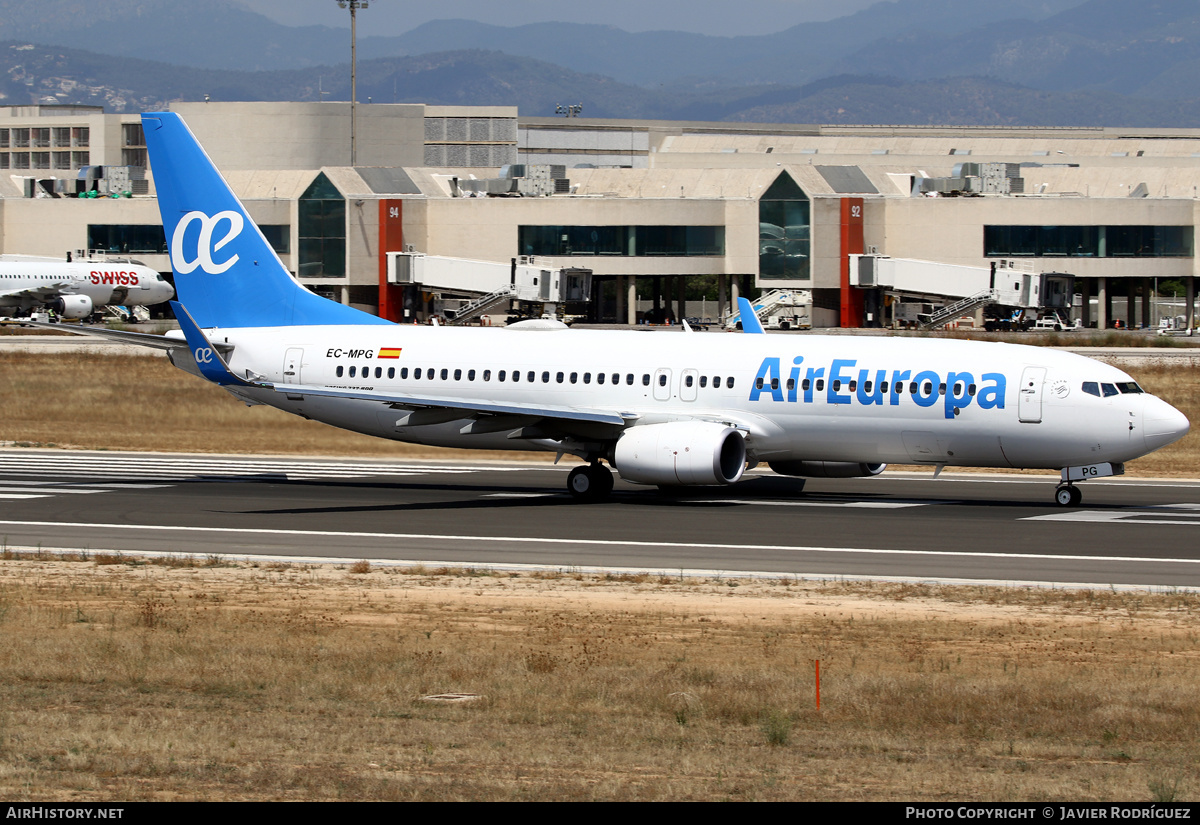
1055, 462, 1123, 507
567, 462, 615, 502
1055, 484, 1082, 507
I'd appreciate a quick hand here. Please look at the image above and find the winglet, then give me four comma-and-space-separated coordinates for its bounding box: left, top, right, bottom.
738, 297, 765, 334
172, 300, 254, 387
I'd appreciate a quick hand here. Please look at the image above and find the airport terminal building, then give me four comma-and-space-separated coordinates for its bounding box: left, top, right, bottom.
1, 101, 1197, 329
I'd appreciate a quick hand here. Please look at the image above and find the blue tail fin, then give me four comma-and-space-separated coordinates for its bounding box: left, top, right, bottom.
737, 297, 765, 334
142, 112, 389, 329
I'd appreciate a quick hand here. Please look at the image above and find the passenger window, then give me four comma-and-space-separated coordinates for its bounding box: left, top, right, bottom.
939, 383, 946, 396
467, 369, 475, 381
700, 376, 708, 388
454, 369, 462, 380
556, 372, 564, 383
1082, 381, 1099, 397
500, 370, 508, 382
441, 369, 449, 380
895, 382, 903, 394
658, 374, 667, 387
414, 368, 422, 379
349, 366, 356, 378
816, 379, 825, 391
848, 380, 857, 392
770, 378, 779, 390
583, 373, 590, 384
401, 367, 408, 379
967, 384, 975, 396
510, 370, 518, 382
597, 373, 605, 385
953, 383, 962, 395
880, 381, 888, 393
909, 382, 918, 394
336, 365, 344, 377
1101, 383, 1118, 397
528, 371, 535, 383
832, 380, 841, 391
375, 367, 382, 379
483, 370, 491, 381
643, 374, 651, 386
756, 377, 764, 390
801, 379, 810, 391
686, 375, 694, 387
923, 382, 933, 395
570, 372, 578, 384
726, 377, 734, 389
388, 367, 395, 379
863, 381, 871, 393
712, 376, 720, 387
542, 371, 550, 383
626, 374, 634, 385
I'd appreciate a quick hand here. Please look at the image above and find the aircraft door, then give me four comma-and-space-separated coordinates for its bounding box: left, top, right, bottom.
653, 368, 672, 401
1018, 366, 1046, 423
283, 347, 304, 384
680, 369, 699, 402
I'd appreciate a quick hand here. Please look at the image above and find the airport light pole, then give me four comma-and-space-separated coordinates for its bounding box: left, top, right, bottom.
336, 0, 368, 166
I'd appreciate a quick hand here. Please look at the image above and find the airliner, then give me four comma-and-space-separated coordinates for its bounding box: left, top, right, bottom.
0, 255, 173, 321
32, 112, 1192, 506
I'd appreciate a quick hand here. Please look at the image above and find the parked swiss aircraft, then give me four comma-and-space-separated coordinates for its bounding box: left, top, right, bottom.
0, 256, 173, 320
37, 113, 1191, 505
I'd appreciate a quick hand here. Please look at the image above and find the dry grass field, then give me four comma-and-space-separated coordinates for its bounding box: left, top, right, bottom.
1, 351, 1196, 474
0, 555, 1197, 802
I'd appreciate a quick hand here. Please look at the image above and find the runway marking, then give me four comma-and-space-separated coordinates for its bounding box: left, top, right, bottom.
1025, 505, 1200, 526
0, 485, 114, 501
0, 454, 533, 482
719, 498, 957, 509
1, 520, 1197, 567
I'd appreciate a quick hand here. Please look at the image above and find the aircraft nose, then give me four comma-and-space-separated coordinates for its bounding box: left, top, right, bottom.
1143, 396, 1190, 452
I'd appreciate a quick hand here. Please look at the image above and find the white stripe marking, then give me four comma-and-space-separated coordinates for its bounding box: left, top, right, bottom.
0, 520, 1197, 566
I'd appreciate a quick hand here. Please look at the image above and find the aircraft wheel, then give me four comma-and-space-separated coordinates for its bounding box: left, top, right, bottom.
1055, 485, 1082, 507
568, 464, 611, 502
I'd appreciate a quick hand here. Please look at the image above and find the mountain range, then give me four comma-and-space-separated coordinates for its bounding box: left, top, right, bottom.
0, 0, 1197, 126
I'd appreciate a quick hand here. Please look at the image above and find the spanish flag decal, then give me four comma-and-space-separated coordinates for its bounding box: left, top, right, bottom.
377, 347, 403, 359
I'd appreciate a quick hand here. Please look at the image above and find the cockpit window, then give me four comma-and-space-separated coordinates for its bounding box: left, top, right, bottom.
1101, 383, 1119, 397
1082, 381, 1100, 397
1116, 382, 1143, 394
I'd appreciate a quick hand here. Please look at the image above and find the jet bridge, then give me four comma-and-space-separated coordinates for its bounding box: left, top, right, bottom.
849, 255, 1065, 330
386, 253, 591, 324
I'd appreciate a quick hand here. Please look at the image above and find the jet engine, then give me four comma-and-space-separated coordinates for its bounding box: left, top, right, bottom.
614, 421, 746, 486
49, 294, 93, 319
768, 460, 887, 478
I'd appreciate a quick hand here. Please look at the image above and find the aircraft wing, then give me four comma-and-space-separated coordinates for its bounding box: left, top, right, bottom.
0, 282, 72, 301
3, 312, 236, 354
276, 382, 631, 430
0, 319, 225, 352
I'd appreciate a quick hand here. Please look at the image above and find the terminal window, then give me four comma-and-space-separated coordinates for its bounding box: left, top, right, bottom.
298, 173, 346, 278
985, 225, 1193, 258
759, 172, 811, 280
518, 225, 725, 257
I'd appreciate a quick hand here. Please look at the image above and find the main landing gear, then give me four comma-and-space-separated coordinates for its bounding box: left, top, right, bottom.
567, 462, 614, 502
1054, 484, 1082, 507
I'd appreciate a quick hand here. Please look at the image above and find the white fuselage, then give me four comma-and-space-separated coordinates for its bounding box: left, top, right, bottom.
0, 261, 173, 312
196, 325, 1188, 471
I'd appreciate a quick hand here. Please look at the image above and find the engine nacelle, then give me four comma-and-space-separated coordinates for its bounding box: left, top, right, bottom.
50, 294, 93, 319
614, 422, 746, 486
769, 460, 887, 478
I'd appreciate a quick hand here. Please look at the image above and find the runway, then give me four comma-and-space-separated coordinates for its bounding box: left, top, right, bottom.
1, 449, 1199, 589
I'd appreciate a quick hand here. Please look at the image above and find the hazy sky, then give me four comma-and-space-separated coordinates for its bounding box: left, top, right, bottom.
235, 0, 884, 37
